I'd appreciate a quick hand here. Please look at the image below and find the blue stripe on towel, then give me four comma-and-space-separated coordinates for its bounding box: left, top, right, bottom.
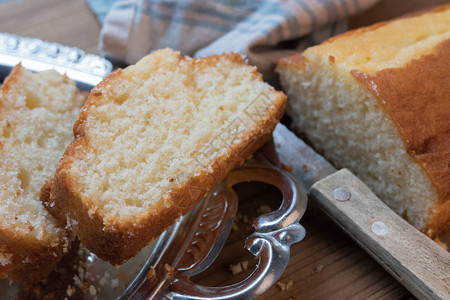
138, 1, 288, 35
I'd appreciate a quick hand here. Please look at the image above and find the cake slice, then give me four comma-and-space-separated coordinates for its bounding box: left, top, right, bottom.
0, 65, 84, 284
44, 49, 286, 265
276, 5, 450, 237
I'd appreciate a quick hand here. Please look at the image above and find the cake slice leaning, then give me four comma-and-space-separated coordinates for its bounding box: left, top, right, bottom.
276, 5, 450, 237
44, 49, 286, 265
0, 65, 84, 284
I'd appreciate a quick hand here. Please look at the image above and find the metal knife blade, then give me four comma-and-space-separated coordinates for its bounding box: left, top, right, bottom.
261, 123, 336, 190
261, 123, 450, 300
0, 32, 112, 89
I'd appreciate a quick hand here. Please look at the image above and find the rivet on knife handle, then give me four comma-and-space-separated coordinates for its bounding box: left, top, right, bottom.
310, 168, 450, 300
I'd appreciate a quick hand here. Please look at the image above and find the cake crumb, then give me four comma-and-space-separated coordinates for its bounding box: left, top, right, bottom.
66, 285, 75, 297
241, 260, 249, 272
164, 263, 174, 276
89, 284, 96, 295
313, 264, 324, 273
99, 276, 107, 287
111, 278, 119, 288
229, 262, 243, 275
257, 205, 272, 215
286, 280, 293, 290
281, 163, 293, 172
277, 280, 293, 292
302, 164, 308, 172
147, 267, 156, 280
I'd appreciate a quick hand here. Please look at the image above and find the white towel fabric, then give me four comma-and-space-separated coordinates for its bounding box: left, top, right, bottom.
95, 0, 379, 79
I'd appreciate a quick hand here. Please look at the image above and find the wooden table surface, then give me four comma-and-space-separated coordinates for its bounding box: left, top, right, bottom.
0, 0, 446, 299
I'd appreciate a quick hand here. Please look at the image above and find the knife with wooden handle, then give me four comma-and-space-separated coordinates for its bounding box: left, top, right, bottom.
262, 123, 450, 300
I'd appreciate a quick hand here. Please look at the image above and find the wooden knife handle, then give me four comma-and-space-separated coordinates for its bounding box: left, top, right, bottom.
310, 169, 450, 300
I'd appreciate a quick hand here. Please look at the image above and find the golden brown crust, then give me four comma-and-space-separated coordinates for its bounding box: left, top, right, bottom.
278, 5, 450, 74
0, 65, 71, 285
325, 4, 450, 45
1, 63, 24, 95
47, 51, 286, 264
277, 53, 307, 71
0, 231, 69, 285
352, 39, 450, 236
277, 4, 450, 237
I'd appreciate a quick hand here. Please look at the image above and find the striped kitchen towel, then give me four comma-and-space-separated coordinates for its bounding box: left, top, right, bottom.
88, 0, 379, 79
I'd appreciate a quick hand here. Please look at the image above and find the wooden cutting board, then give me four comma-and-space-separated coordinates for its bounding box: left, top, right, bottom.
0, 0, 446, 298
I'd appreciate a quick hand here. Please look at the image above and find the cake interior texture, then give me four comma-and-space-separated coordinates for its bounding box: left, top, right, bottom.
277, 6, 450, 235
68, 49, 282, 224
0, 66, 84, 270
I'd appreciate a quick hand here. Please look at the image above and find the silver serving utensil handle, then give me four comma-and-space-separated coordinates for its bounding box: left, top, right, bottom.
123, 158, 307, 300
166, 160, 307, 299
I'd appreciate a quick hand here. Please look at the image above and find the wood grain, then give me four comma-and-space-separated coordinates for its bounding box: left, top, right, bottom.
310, 169, 450, 300
0, 0, 100, 54
192, 182, 413, 299
0, 0, 443, 298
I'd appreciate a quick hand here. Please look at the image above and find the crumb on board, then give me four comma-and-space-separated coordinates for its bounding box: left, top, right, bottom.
277, 280, 293, 292
235, 212, 252, 230
313, 264, 324, 273
241, 260, 249, 272
302, 164, 308, 172
257, 204, 272, 215
111, 278, 119, 289
229, 260, 249, 275
89, 284, 96, 295
277, 282, 286, 291
66, 285, 75, 297
229, 262, 243, 275
147, 267, 156, 281
286, 280, 293, 290
164, 263, 174, 276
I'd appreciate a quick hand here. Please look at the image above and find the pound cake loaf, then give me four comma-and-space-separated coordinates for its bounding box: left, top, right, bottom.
0, 65, 84, 284
44, 48, 286, 265
277, 5, 450, 237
